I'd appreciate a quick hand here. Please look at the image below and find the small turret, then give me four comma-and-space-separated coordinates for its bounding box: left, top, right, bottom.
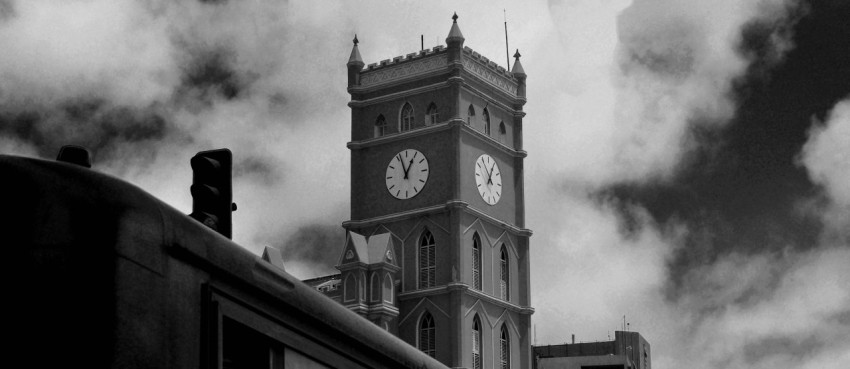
512, 49, 526, 97
347, 35, 365, 87
446, 13, 465, 63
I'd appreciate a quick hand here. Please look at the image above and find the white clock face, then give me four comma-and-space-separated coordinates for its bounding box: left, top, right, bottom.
475, 154, 501, 205
386, 149, 429, 200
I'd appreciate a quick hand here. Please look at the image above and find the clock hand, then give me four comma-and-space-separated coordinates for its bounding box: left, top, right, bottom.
397, 154, 409, 179
486, 162, 495, 185
405, 158, 415, 179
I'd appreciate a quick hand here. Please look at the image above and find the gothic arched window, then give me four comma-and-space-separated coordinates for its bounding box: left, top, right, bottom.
472, 315, 482, 369
499, 121, 506, 143
419, 230, 436, 289
426, 103, 439, 125
467, 104, 476, 124
483, 108, 491, 136
401, 103, 414, 132
383, 273, 393, 303
500, 324, 511, 369
344, 274, 356, 301
375, 114, 387, 137
360, 271, 367, 301
419, 312, 436, 358
472, 233, 482, 291
370, 272, 380, 302
500, 246, 509, 301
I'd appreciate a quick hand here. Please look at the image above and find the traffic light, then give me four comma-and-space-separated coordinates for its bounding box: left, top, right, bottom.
189, 149, 236, 239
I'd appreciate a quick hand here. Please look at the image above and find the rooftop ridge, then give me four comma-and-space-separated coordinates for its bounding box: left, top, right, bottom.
363, 45, 447, 72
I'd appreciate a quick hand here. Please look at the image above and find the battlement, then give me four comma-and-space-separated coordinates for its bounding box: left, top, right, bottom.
359, 45, 449, 87
462, 46, 512, 78
364, 45, 447, 71
357, 44, 520, 96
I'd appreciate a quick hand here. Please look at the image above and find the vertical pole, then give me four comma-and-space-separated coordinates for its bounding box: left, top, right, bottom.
504, 9, 510, 70
421, 34, 424, 51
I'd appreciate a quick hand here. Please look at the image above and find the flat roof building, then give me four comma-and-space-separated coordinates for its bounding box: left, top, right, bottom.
533, 331, 650, 369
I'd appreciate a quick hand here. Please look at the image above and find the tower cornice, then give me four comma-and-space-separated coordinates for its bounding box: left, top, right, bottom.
342, 200, 532, 237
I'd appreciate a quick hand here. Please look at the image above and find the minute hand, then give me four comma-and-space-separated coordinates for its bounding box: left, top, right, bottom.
486, 162, 495, 185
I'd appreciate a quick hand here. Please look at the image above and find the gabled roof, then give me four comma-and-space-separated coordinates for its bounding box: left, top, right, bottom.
338, 231, 396, 266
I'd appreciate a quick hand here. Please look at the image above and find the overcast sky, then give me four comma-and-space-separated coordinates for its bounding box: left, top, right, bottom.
1, 0, 849, 368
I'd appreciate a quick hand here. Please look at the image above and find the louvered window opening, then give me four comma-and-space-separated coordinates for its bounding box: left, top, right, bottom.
375, 115, 387, 137
483, 108, 491, 136
419, 313, 436, 358
401, 103, 414, 132
500, 248, 509, 300
472, 234, 481, 290
419, 231, 436, 288
472, 317, 482, 369
427, 103, 439, 125
500, 326, 510, 369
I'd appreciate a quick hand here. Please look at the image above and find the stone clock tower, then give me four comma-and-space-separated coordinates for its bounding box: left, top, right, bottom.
342, 14, 533, 369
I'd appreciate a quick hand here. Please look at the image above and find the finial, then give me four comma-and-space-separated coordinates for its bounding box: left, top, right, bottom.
452, 12, 458, 23
353, 34, 359, 46
514, 49, 521, 60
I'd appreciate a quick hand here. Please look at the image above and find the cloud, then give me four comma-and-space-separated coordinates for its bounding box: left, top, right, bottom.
798, 97, 850, 244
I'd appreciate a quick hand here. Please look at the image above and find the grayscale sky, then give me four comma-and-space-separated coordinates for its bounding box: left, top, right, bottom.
1, 1, 848, 368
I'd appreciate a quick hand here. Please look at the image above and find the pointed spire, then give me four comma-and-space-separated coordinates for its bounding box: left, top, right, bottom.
348, 34, 363, 66
446, 12, 465, 43
511, 49, 525, 76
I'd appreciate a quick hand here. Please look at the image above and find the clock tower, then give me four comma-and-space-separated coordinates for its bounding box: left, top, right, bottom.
342, 14, 533, 369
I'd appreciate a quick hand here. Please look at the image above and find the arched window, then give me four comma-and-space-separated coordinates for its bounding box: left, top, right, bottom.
360, 271, 366, 301
472, 315, 482, 369
370, 272, 380, 302
467, 104, 475, 124
472, 233, 482, 291
483, 108, 491, 136
401, 103, 414, 132
383, 274, 393, 303
500, 246, 509, 301
426, 103, 439, 125
419, 230, 436, 288
500, 324, 510, 369
344, 274, 356, 301
499, 121, 506, 143
419, 312, 436, 358
375, 114, 387, 137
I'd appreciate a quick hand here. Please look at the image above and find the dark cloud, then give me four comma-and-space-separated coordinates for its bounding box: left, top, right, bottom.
177, 47, 258, 106
743, 335, 822, 364
598, 0, 850, 300
0, 99, 175, 165
274, 223, 344, 277
0, 0, 14, 21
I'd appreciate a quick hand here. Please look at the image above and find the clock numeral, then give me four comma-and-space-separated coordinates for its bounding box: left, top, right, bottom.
389, 185, 395, 190
389, 165, 395, 169
421, 168, 428, 172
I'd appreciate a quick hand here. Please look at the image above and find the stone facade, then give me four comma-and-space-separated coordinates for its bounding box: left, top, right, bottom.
308, 14, 532, 369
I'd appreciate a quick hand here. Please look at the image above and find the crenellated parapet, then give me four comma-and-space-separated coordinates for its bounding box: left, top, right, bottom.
461, 46, 519, 96
359, 46, 448, 87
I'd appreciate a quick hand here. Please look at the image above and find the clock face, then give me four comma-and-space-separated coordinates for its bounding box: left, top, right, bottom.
386, 149, 429, 200
475, 154, 501, 205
